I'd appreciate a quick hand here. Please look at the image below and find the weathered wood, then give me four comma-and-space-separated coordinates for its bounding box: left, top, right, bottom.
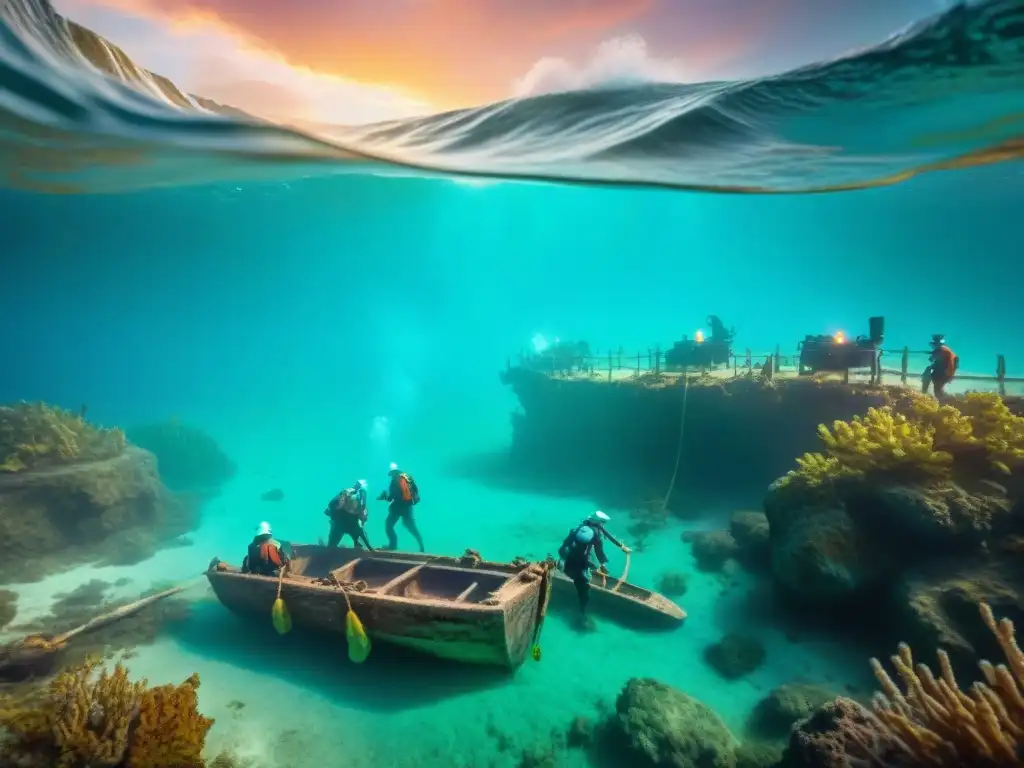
454, 582, 479, 603
206, 548, 553, 669
998, 354, 1007, 397
377, 564, 424, 595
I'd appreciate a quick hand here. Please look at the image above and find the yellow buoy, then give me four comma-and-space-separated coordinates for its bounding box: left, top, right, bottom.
341, 588, 371, 663
272, 567, 292, 635
272, 597, 292, 635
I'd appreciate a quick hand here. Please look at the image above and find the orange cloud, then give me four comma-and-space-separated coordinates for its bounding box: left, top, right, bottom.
77, 0, 658, 108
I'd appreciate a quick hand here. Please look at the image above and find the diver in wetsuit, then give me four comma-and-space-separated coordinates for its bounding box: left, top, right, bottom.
558, 511, 631, 623
377, 462, 425, 552
922, 334, 959, 398
325, 480, 373, 549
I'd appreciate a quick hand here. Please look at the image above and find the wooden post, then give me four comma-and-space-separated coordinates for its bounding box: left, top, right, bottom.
636, 352, 641, 375
607, 350, 613, 382
732, 353, 738, 378
745, 349, 752, 374
617, 346, 623, 369
997, 354, 1007, 397
773, 344, 781, 376
872, 349, 882, 386
843, 368, 850, 385
647, 348, 652, 371
900, 347, 909, 386
655, 346, 661, 375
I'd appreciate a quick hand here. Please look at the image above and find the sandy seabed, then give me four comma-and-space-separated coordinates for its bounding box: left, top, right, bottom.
3, 433, 874, 768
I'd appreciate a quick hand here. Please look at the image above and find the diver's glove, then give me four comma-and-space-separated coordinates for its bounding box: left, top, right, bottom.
597, 564, 609, 575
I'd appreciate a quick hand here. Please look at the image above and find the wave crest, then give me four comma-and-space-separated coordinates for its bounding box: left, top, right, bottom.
1, 0, 1022, 195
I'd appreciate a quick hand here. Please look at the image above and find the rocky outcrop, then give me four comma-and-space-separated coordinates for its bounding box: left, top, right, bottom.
730, 510, 771, 569
0, 447, 200, 582
779, 698, 901, 768
126, 421, 235, 493
765, 475, 1020, 602
607, 678, 738, 768
747, 683, 839, 741
765, 468, 1024, 676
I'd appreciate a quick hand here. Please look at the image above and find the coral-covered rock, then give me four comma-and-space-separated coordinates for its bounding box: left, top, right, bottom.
891, 558, 1024, 677
747, 684, 838, 741
0, 447, 199, 583
690, 530, 739, 572
779, 697, 903, 768
768, 506, 878, 602
608, 678, 737, 768
736, 741, 784, 768
704, 633, 766, 680
127, 420, 235, 492
657, 571, 688, 597
730, 510, 771, 568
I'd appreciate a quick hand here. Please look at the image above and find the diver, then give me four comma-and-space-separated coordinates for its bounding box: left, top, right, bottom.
922, 334, 959, 398
241, 521, 290, 576
377, 462, 424, 552
325, 480, 373, 550
557, 511, 631, 624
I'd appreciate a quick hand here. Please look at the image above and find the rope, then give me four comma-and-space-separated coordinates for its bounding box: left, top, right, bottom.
275, 565, 287, 600
661, 372, 690, 513
611, 551, 631, 594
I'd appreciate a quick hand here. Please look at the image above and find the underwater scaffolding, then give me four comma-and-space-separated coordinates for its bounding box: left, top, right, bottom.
500, 318, 1024, 498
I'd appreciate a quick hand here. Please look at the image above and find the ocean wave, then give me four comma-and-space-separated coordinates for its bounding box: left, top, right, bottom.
0, 0, 1022, 194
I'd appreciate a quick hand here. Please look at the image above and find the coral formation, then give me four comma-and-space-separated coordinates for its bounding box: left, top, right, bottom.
736, 741, 784, 768
657, 571, 689, 598
781, 601, 1024, 767
866, 601, 1024, 765
704, 633, 766, 680
689, 530, 740, 572
606, 677, 738, 768
747, 683, 838, 741
779, 393, 1024, 492
0, 658, 213, 768
0, 402, 125, 473
0, 590, 16, 631
729, 510, 771, 569
0, 446, 200, 584
127, 420, 235, 492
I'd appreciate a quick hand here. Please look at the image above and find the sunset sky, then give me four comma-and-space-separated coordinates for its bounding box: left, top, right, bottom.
53, 0, 951, 124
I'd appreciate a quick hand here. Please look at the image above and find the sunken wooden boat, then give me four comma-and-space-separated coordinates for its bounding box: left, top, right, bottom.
205, 547, 551, 669
288, 545, 685, 630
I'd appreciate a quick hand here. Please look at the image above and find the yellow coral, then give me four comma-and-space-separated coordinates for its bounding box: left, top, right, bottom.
0, 659, 214, 768
0, 401, 126, 473
780, 406, 951, 488
863, 602, 1024, 765
0, 657, 143, 767
127, 672, 214, 768
780, 394, 1024, 489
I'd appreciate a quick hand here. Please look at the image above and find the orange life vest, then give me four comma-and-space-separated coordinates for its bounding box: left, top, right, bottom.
397, 473, 419, 504
935, 345, 959, 378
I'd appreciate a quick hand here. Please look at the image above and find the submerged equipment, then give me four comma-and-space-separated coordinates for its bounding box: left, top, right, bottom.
340, 587, 371, 663
271, 566, 292, 635
575, 526, 595, 544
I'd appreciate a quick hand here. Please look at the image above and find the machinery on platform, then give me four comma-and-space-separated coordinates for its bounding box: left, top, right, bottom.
798, 316, 884, 375
664, 315, 734, 370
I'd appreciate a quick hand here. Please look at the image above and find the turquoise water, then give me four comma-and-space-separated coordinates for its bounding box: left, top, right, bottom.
2, 0, 1024, 766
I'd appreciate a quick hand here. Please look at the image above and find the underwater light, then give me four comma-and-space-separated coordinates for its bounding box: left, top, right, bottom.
833, 332, 846, 344
694, 329, 704, 344
531, 333, 550, 354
